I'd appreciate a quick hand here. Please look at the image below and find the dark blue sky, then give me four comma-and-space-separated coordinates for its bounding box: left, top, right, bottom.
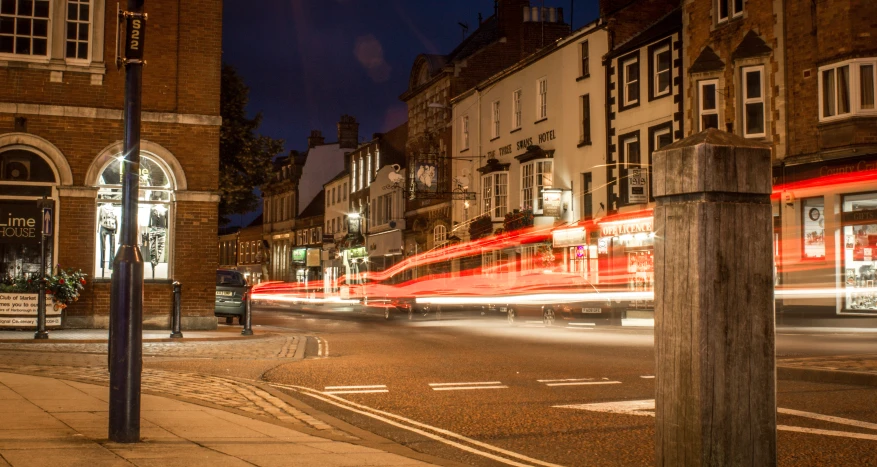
222, 0, 600, 151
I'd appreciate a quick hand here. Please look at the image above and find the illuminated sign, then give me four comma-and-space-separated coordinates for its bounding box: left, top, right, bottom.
600, 218, 653, 237
292, 248, 306, 262
0, 202, 40, 244
542, 189, 562, 218
347, 246, 368, 258
552, 227, 586, 248
306, 249, 321, 267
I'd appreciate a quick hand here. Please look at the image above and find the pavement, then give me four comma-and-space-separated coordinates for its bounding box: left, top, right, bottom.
0, 326, 874, 466
0, 328, 446, 467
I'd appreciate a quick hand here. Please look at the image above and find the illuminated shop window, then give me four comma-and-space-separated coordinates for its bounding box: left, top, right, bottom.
801, 197, 825, 260
842, 192, 877, 313
94, 154, 173, 280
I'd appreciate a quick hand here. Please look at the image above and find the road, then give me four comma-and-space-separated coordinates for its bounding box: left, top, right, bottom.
231, 304, 877, 467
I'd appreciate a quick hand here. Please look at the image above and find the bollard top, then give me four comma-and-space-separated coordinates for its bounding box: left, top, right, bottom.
653, 128, 771, 197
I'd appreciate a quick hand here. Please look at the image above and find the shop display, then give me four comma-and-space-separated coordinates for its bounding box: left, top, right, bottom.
97, 203, 117, 274
802, 198, 825, 259
628, 250, 654, 292
844, 222, 877, 310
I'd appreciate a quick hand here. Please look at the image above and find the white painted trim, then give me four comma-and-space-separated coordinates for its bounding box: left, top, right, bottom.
0, 102, 221, 126
741, 65, 766, 138
58, 186, 99, 198
174, 191, 219, 203
0, 133, 73, 185
86, 140, 188, 191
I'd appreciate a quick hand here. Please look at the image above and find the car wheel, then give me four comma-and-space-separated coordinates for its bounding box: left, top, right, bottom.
543, 308, 556, 326
507, 307, 516, 324
225, 316, 233, 325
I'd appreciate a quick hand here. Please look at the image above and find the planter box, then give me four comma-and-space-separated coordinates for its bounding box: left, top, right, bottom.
0, 293, 62, 328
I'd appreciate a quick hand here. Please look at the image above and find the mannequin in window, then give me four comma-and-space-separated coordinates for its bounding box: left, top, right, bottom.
147, 202, 168, 279
98, 203, 118, 275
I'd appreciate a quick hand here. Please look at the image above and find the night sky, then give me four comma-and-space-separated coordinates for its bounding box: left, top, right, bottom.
221, 0, 600, 226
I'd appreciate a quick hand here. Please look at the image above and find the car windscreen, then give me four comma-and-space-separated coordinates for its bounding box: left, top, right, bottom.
216, 271, 246, 286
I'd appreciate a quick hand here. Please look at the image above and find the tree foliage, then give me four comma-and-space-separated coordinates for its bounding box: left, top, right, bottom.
219, 64, 284, 226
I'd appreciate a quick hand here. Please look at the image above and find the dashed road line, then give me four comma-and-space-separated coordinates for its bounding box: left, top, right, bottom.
314, 337, 329, 358
778, 408, 877, 431
429, 381, 508, 391
323, 384, 389, 395
640, 375, 655, 379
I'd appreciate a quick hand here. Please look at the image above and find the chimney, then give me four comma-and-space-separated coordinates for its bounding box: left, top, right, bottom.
337, 114, 359, 149
307, 130, 325, 148
497, 0, 529, 38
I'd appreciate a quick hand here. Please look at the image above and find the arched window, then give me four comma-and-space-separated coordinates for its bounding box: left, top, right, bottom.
433, 224, 447, 248
94, 154, 173, 280
0, 149, 58, 279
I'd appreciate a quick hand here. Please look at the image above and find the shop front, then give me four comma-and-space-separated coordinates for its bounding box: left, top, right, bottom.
367, 229, 404, 272
840, 192, 877, 314
552, 224, 597, 283
597, 213, 655, 313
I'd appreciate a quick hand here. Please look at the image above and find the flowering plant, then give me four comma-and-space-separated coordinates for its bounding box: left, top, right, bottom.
46, 265, 87, 309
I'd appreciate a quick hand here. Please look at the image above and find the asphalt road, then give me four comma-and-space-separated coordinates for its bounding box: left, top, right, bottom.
245, 303, 877, 467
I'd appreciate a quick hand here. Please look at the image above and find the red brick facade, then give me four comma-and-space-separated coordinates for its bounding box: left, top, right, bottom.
0, 0, 222, 329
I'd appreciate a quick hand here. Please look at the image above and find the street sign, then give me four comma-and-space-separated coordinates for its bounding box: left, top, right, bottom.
628, 167, 648, 204
42, 207, 52, 236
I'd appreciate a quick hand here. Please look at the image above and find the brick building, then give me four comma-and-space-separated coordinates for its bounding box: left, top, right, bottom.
400, 0, 570, 256
0, 1, 222, 329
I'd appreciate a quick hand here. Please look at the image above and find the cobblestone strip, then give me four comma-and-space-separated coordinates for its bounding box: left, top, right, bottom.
0, 361, 348, 438
0, 334, 300, 360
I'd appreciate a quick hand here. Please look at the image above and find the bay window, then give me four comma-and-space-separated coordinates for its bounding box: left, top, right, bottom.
521, 160, 553, 213
742, 66, 765, 137
819, 59, 877, 121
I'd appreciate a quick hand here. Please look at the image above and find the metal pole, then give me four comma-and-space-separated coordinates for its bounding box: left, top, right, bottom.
34, 219, 48, 340
241, 284, 253, 336
109, 0, 146, 443
170, 281, 182, 338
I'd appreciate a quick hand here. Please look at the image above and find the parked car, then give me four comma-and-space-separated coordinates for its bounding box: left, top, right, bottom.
491, 273, 620, 326
215, 269, 248, 324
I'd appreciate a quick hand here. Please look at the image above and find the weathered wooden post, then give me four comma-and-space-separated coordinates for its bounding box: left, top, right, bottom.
652, 128, 776, 466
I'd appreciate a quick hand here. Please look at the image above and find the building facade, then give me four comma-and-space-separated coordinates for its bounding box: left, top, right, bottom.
0, 0, 222, 329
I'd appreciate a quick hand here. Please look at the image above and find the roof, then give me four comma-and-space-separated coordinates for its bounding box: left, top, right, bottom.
324, 169, 350, 187
298, 189, 325, 219
247, 214, 263, 228
607, 7, 681, 58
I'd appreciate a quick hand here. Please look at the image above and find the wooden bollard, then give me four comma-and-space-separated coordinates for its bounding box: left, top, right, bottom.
652, 129, 776, 466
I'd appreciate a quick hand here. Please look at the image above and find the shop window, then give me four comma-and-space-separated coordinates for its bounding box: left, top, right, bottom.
619, 54, 640, 109
699, 79, 719, 130
512, 89, 522, 129
841, 192, 877, 312
802, 198, 825, 260
819, 59, 877, 121
650, 43, 671, 99
521, 159, 552, 213
94, 154, 173, 280
742, 66, 765, 137
482, 172, 507, 220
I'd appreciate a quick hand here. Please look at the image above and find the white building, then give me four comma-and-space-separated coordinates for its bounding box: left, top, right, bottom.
450, 21, 609, 243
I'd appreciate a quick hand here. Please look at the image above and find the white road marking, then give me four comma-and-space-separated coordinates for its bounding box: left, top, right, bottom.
568, 323, 595, 326
323, 389, 389, 395
556, 399, 877, 441
271, 383, 564, 467
546, 381, 621, 387
640, 375, 655, 379
432, 385, 508, 391
537, 378, 594, 383
778, 408, 877, 431
324, 385, 387, 390
524, 321, 544, 324
313, 337, 330, 358
429, 381, 502, 387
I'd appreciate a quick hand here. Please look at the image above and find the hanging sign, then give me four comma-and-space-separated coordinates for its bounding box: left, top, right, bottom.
552, 227, 587, 248
124, 12, 147, 62
542, 189, 563, 218
628, 167, 648, 204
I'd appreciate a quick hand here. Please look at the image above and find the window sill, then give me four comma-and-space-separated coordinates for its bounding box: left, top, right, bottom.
576, 74, 590, 82
0, 58, 106, 76
577, 140, 592, 148
489, 136, 500, 142
510, 127, 522, 134
534, 118, 548, 125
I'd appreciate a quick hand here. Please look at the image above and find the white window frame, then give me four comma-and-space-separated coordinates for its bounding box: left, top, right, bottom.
653, 45, 671, 98
621, 57, 639, 107
0, 0, 51, 59
521, 159, 553, 214
65, 0, 93, 62
512, 89, 522, 129
741, 66, 766, 138
537, 78, 548, 119
491, 100, 500, 138
462, 115, 470, 150
434, 224, 447, 248
481, 172, 508, 220
698, 79, 720, 131
717, 0, 744, 23
818, 58, 877, 122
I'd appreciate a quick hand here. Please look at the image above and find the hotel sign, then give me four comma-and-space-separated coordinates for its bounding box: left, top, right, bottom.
542, 189, 562, 218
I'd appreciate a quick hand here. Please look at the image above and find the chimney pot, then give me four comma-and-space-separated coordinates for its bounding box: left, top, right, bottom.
337, 114, 360, 149
307, 130, 325, 148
